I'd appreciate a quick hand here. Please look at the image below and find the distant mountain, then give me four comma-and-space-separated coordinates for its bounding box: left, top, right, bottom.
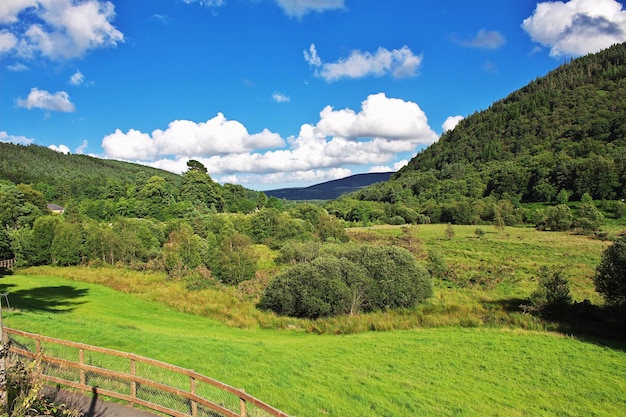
264, 172, 394, 200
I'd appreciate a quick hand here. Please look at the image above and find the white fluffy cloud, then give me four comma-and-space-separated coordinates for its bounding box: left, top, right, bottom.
102, 113, 286, 160
316, 93, 438, 144
522, 0, 626, 57
0, 0, 123, 60
69, 70, 84, 85
305, 43, 423, 81
0, 130, 34, 145
275, 0, 344, 18
0, 29, 17, 53
101, 94, 437, 187
17, 87, 76, 112
442, 115, 464, 132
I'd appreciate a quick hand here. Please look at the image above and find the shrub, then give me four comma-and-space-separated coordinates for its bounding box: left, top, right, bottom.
594, 235, 626, 307
258, 256, 354, 318
337, 245, 432, 310
529, 266, 572, 312
259, 245, 432, 318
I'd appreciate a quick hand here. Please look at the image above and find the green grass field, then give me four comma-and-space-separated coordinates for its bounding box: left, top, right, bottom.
2, 225, 626, 416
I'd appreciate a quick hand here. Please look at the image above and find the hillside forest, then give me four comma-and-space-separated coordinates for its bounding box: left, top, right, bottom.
2, 43, 626, 320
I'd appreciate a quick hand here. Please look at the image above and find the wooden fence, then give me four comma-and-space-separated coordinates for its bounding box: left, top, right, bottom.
3, 327, 290, 417
0, 259, 14, 269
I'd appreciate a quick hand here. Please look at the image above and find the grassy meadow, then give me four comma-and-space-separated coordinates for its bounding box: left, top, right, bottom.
2, 224, 626, 416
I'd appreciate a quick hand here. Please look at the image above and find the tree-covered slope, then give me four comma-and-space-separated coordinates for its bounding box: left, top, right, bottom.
0, 142, 181, 200
390, 42, 626, 202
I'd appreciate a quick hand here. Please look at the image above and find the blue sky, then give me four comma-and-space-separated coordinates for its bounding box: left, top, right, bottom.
2, 0, 626, 191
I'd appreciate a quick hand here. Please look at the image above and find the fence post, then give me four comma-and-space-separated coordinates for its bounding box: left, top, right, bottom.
130, 358, 137, 400
239, 390, 247, 417
190, 375, 197, 417
79, 349, 86, 385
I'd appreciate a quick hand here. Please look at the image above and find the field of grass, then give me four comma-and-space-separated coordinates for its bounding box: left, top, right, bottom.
1, 225, 625, 416
1, 273, 625, 417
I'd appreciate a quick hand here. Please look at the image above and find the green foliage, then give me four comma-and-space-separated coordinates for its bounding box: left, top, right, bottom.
528, 266, 572, 311
544, 204, 573, 231
261, 244, 432, 318
0, 227, 13, 260
163, 221, 205, 278
594, 235, 626, 307
574, 201, 605, 232
30, 215, 61, 265
51, 221, 84, 266
259, 256, 355, 318
213, 233, 257, 284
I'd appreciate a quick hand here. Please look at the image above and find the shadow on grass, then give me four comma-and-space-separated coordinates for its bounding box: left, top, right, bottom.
0, 279, 88, 313
490, 297, 626, 352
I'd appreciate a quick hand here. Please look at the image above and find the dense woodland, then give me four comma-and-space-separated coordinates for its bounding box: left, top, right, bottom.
328, 43, 626, 226
3, 43, 626, 317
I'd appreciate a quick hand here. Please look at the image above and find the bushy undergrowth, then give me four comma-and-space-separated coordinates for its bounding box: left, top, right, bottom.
18, 224, 626, 336
259, 245, 432, 319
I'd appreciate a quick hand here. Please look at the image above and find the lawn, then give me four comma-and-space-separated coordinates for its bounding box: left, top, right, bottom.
1, 269, 625, 416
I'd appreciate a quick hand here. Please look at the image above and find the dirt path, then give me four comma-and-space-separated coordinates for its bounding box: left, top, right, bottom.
43, 386, 161, 417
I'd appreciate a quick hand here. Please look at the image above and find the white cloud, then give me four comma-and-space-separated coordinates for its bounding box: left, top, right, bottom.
48, 144, 71, 154
1, 0, 123, 60
0, 131, 34, 145
0, 29, 17, 54
272, 92, 290, 103
456, 29, 506, 49
17, 87, 76, 112
305, 44, 423, 81
442, 115, 464, 132
0, 0, 38, 24
76, 139, 88, 154
522, 0, 626, 57
316, 93, 438, 144
69, 70, 84, 85
182, 0, 225, 6
7, 62, 29, 71
101, 94, 436, 188
303, 43, 321, 66
275, 0, 344, 18
102, 113, 286, 160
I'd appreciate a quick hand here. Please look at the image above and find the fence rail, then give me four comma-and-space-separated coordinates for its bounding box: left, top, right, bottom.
0, 259, 14, 269
3, 327, 290, 417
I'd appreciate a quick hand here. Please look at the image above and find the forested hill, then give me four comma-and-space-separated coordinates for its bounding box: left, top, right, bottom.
362, 42, 626, 203
0, 142, 181, 197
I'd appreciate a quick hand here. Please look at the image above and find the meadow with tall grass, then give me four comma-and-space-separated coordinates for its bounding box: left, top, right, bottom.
2, 224, 625, 416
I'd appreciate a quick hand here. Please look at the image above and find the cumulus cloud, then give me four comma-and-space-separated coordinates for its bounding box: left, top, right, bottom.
0, 0, 123, 60
272, 92, 290, 103
316, 93, 438, 145
48, 144, 71, 154
101, 94, 437, 187
0, 131, 34, 145
17, 87, 76, 112
102, 113, 286, 160
442, 115, 464, 132
69, 70, 84, 85
305, 43, 423, 81
522, 0, 626, 57
0, 29, 17, 53
455, 29, 506, 49
275, 0, 344, 18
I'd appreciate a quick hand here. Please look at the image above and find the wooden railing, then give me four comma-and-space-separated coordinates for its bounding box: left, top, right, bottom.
0, 259, 14, 269
3, 327, 290, 417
